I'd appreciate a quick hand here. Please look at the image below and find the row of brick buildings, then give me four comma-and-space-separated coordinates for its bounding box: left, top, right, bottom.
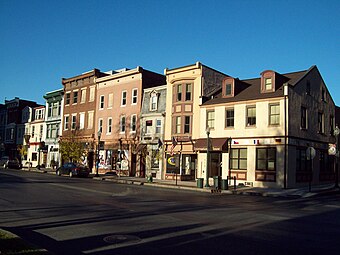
0, 62, 338, 188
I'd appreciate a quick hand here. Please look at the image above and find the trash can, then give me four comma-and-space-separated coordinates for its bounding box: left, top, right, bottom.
221, 179, 228, 190
213, 176, 221, 189
197, 178, 204, 188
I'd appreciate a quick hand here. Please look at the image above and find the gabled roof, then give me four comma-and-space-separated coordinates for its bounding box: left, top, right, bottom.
202, 68, 308, 105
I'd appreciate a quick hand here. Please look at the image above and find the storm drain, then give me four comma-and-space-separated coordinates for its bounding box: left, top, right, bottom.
103, 235, 141, 245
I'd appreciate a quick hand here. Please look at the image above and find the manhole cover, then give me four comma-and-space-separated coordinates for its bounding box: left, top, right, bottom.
103, 235, 141, 245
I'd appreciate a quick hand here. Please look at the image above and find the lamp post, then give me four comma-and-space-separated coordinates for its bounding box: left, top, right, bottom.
95, 129, 102, 177
334, 125, 340, 189
205, 127, 211, 187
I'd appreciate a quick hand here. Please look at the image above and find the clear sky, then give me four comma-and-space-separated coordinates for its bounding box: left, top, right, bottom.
0, 0, 339, 105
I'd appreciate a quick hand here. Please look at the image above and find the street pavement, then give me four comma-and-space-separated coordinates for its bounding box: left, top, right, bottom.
23, 167, 340, 198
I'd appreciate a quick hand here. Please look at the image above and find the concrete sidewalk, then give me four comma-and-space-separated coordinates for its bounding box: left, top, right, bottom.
22, 167, 340, 199
95, 174, 340, 198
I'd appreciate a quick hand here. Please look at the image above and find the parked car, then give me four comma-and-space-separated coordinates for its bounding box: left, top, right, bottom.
7, 159, 22, 169
56, 163, 90, 177
0, 156, 9, 168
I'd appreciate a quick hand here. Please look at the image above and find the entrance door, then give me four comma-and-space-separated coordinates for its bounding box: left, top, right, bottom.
210, 152, 222, 177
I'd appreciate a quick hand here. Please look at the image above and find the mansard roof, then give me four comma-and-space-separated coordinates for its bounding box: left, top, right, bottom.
202, 68, 309, 105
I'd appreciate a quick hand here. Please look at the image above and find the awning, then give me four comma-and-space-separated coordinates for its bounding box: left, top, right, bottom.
194, 138, 229, 151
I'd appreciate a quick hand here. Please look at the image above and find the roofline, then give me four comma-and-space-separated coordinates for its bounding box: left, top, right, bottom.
62, 68, 101, 83
95, 66, 144, 83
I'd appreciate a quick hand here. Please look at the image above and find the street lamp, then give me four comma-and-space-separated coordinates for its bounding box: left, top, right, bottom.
334, 125, 340, 189
205, 127, 211, 187
95, 129, 102, 177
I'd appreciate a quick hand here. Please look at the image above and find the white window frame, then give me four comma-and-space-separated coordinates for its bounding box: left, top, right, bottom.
79, 112, 85, 130
107, 117, 112, 134
98, 118, 103, 134
121, 91, 127, 106
64, 115, 69, 130
130, 114, 137, 133
99, 95, 104, 109
89, 86, 95, 102
120, 115, 126, 133
80, 89, 86, 103
132, 88, 138, 105
87, 111, 94, 129
150, 93, 158, 111
71, 114, 77, 130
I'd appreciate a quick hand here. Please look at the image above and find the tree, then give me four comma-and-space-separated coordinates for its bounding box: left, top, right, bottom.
59, 129, 86, 163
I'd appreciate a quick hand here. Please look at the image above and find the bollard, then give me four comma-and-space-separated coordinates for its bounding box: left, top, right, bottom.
234, 176, 236, 190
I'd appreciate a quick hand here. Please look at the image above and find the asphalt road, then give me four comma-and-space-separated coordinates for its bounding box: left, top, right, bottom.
1, 169, 340, 255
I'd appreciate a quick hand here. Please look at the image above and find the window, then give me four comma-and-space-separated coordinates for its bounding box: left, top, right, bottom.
156, 119, 161, 133
108, 93, 113, 108
120, 115, 126, 133
145, 120, 152, 134
73, 91, 78, 104
296, 148, 307, 173
301, 106, 307, 129
150, 93, 158, 111
107, 118, 112, 134
89, 86, 95, 102
225, 84, 232, 96
88, 111, 94, 129
330, 115, 334, 135
265, 78, 272, 91
64, 115, 69, 130
71, 114, 77, 130
225, 108, 234, 128
132, 89, 138, 104
175, 116, 181, 134
79, 112, 85, 130
65, 93, 70, 105
306, 81, 311, 95
206, 110, 215, 129
185, 84, 192, 101
81, 89, 86, 103
256, 148, 276, 171
121, 91, 127, 106
39, 125, 43, 138
269, 104, 280, 125
230, 148, 247, 170
131, 115, 137, 132
100, 95, 104, 109
184, 116, 191, 133
32, 126, 35, 138
177, 84, 182, 101
35, 109, 44, 120
98, 119, 103, 134
318, 112, 324, 134
246, 106, 256, 126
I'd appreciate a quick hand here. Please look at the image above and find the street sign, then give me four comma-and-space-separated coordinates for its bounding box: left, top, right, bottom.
306, 147, 316, 160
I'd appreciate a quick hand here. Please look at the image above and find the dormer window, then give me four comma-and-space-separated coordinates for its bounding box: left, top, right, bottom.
150, 91, 158, 111
225, 83, 232, 96
265, 78, 273, 91
222, 78, 234, 98
261, 70, 275, 93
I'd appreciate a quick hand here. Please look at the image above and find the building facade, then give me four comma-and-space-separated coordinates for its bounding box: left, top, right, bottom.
61, 69, 108, 171
3, 98, 39, 161
140, 84, 167, 179
163, 62, 229, 181
196, 66, 336, 188
43, 88, 64, 168
95, 67, 165, 176
24, 105, 46, 168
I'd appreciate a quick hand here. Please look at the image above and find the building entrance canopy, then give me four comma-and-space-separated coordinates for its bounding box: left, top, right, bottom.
194, 138, 229, 152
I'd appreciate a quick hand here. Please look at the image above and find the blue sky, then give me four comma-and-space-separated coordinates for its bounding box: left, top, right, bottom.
1, 0, 339, 105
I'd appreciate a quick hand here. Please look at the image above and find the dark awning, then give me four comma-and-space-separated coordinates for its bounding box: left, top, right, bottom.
194, 138, 229, 151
